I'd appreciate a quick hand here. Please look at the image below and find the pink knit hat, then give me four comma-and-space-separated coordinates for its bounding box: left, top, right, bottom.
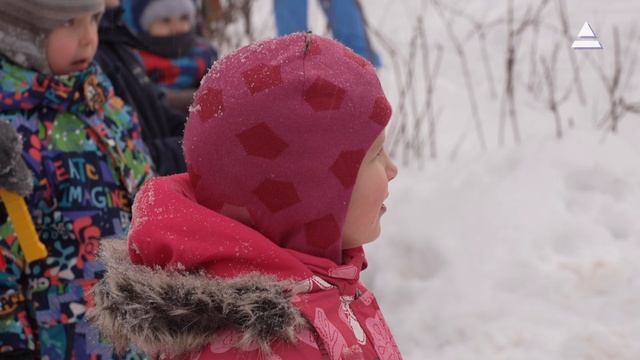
183, 33, 391, 264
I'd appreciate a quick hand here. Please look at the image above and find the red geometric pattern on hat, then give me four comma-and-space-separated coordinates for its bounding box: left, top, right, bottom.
305, 214, 341, 249
236, 122, 289, 159
184, 33, 393, 265
242, 63, 283, 95
253, 179, 301, 213
330, 149, 366, 189
369, 96, 391, 126
303, 78, 346, 112
194, 87, 224, 122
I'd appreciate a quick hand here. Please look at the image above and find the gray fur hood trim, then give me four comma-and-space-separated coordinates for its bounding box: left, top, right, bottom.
89, 240, 308, 358
0, 122, 33, 197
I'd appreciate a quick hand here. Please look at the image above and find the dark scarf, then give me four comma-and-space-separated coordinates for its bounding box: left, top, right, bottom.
138, 30, 197, 58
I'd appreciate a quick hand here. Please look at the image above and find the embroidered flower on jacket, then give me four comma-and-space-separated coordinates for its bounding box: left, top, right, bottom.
365, 310, 402, 360
314, 307, 347, 360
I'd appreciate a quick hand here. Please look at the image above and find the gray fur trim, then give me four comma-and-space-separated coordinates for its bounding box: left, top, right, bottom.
0, 122, 33, 197
89, 240, 308, 358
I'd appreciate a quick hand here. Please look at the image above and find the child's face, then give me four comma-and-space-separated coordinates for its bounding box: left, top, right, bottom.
342, 132, 398, 249
46, 10, 103, 75
148, 15, 192, 37
105, 0, 120, 8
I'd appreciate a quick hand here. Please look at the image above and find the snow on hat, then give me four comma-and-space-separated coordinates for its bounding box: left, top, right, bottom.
183, 33, 391, 264
125, 0, 196, 34
0, 0, 105, 74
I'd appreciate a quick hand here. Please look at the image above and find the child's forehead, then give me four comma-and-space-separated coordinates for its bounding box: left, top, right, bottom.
366, 132, 386, 153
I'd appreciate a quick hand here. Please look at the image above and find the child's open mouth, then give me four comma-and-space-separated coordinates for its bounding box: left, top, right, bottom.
381, 204, 387, 213
71, 59, 89, 69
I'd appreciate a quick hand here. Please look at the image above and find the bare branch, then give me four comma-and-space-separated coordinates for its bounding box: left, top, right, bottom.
540, 42, 565, 138
431, 0, 487, 152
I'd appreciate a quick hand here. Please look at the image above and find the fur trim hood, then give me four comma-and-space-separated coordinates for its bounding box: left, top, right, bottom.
0, 121, 33, 196
89, 240, 307, 358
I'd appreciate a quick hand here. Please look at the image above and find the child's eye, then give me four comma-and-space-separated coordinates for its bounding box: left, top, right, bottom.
92, 12, 103, 23
180, 14, 190, 21
64, 18, 75, 27
162, 17, 172, 24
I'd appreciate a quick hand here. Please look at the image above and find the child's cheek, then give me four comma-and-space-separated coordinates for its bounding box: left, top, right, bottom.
375, 167, 390, 202
365, 180, 387, 217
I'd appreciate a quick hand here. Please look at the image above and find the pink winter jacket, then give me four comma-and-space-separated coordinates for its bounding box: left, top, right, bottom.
90, 174, 402, 360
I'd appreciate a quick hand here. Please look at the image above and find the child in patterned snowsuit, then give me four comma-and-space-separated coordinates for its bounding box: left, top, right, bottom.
0, 1, 153, 359
91, 33, 403, 360
123, 0, 217, 90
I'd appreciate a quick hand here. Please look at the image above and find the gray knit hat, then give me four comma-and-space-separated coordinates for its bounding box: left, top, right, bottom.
139, 0, 196, 33
0, 0, 105, 74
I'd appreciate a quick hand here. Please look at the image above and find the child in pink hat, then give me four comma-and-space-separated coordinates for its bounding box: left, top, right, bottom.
90, 32, 402, 360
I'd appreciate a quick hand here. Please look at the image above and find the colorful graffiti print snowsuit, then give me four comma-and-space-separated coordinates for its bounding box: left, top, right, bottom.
0, 57, 152, 359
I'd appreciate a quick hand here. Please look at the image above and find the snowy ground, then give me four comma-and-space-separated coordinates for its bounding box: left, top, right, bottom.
360, 2, 640, 359
363, 130, 640, 359
240, 1, 640, 358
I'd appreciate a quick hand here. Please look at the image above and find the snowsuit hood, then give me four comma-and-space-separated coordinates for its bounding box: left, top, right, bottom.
184, 33, 391, 264
90, 239, 306, 357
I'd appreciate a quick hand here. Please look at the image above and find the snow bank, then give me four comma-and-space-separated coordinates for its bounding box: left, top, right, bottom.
363, 130, 640, 359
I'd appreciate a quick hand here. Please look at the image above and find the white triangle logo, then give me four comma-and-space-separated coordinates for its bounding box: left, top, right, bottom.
577, 22, 596, 38
572, 22, 603, 49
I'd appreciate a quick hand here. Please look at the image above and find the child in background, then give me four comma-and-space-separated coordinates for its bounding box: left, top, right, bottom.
0, 1, 152, 358
97, 0, 189, 176
123, 0, 218, 113
91, 33, 402, 360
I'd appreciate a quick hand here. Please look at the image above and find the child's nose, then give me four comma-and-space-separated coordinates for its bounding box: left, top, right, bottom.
79, 29, 97, 48
170, 18, 189, 35
386, 158, 398, 181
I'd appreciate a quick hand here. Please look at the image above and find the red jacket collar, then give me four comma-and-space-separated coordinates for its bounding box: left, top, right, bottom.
128, 174, 367, 288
